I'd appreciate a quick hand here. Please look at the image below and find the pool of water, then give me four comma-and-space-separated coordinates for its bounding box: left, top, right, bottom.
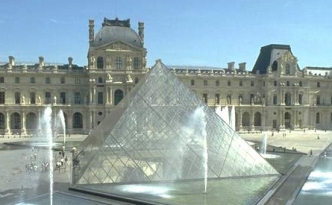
294, 145, 332, 204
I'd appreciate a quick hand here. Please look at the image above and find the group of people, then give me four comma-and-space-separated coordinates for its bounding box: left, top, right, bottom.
55, 146, 68, 173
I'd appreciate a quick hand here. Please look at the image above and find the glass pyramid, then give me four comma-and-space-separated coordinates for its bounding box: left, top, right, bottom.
72, 60, 278, 187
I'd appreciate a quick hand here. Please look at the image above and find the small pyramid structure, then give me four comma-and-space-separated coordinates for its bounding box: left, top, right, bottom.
72, 60, 278, 185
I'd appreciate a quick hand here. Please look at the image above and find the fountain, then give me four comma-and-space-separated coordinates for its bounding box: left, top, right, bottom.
229, 106, 236, 130
41, 106, 54, 205
57, 109, 66, 146
260, 133, 279, 159
260, 133, 267, 155
193, 107, 208, 194
216, 106, 236, 131
38, 107, 66, 205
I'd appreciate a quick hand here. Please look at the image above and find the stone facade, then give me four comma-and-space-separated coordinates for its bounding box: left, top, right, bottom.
0, 17, 331, 135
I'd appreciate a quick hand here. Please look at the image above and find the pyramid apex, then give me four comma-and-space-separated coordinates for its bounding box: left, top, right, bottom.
155, 59, 162, 64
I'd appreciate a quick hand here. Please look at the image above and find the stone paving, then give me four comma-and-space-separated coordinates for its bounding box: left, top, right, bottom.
0, 135, 86, 205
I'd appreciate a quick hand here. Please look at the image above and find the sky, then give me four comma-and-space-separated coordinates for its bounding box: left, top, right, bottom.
0, 0, 332, 69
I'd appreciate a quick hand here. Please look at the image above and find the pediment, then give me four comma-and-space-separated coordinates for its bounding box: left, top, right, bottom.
94, 41, 144, 52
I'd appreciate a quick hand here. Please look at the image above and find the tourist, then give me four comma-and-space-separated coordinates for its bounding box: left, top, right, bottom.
309, 149, 313, 157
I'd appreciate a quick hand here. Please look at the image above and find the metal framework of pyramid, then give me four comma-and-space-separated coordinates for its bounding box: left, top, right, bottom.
72, 60, 278, 186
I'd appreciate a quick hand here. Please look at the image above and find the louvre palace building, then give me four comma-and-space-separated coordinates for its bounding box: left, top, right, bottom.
0, 17, 331, 136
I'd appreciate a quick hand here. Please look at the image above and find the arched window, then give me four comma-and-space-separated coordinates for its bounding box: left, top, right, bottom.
254, 112, 261, 126
316, 112, 320, 124
272, 61, 278, 71
242, 112, 250, 127
73, 112, 83, 128
97, 56, 104, 69
10, 112, 21, 129
115, 57, 122, 69
285, 64, 290, 75
114, 89, 124, 105
0, 113, 5, 129
133, 57, 140, 70
26, 113, 37, 130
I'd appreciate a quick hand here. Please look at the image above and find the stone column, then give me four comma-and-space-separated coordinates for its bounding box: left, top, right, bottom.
239, 109, 243, 131
6, 111, 10, 134
110, 87, 113, 105
106, 87, 109, 104
251, 110, 255, 131
21, 111, 26, 135
281, 90, 285, 105
262, 109, 266, 131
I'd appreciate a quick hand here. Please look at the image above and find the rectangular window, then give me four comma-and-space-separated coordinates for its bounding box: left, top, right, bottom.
115, 57, 122, 69
227, 81, 231, 86
203, 93, 208, 103
15, 92, 20, 104
0, 92, 5, 104
191, 79, 195, 86
45, 92, 51, 104
60, 92, 66, 104
0, 77, 4, 83
274, 81, 277, 86
30, 92, 36, 104
74, 92, 81, 104
317, 96, 320, 105
98, 92, 103, 104
216, 80, 219, 86
61, 77, 65, 84
45, 77, 51, 84
15, 77, 20, 84
75, 78, 81, 84
273, 94, 277, 105
251, 81, 254, 86
317, 82, 320, 87
263, 81, 265, 87
239, 81, 243, 86
299, 94, 303, 105
215, 94, 220, 104
203, 80, 208, 86
30, 77, 35, 83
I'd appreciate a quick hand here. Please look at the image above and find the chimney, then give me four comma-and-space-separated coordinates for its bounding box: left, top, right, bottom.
68, 57, 73, 66
239, 62, 246, 71
227, 62, 235, 71
8, 56, 15, 66
39, 56, 44, 67
89, 19, 95, 46
138, 21, 144, 46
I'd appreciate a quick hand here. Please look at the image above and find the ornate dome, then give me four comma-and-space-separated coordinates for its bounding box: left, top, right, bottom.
91, 25, 143, 48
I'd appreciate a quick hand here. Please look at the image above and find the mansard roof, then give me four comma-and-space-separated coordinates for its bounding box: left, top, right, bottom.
252, 44, 299, 74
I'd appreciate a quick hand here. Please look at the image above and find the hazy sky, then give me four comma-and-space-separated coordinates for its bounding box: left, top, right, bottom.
0, 0, 331, 69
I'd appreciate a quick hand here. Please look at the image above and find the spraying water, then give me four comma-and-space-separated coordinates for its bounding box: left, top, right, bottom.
42, 106, 53, 205
229, 106, 236, 130
260, 133, 267, 155
192, 107, 208, 193
57, 110, 66, 145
